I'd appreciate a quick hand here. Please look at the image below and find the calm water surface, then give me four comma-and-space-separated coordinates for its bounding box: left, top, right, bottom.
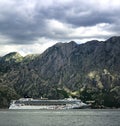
0, 109, 120, 126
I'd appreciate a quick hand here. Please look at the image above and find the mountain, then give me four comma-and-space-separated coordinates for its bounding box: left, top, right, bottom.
0, 36, 120, 108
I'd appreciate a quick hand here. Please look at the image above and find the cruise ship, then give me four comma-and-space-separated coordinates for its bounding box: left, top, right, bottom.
9, 98, 90, 109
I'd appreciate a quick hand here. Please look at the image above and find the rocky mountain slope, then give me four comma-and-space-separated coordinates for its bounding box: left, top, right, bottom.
0, 36, 120, 108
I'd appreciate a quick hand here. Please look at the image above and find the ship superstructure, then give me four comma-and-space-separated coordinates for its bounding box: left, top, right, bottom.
9, 98, 90, 109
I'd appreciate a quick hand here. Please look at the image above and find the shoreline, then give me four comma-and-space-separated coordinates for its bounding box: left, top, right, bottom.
0, 108, 120, 111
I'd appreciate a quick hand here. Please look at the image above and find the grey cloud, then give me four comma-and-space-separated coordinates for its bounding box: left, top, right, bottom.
0, 0, 120, 46
38, 2, 116, 27
0, 10, 46, 44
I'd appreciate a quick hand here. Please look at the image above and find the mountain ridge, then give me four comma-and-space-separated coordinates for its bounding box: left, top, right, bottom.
0, 36, 120, 108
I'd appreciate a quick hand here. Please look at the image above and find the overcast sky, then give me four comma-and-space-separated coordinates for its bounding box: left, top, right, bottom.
0, 0, 120, 56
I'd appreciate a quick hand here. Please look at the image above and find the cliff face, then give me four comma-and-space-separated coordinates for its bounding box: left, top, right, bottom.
0, 36, 120, 108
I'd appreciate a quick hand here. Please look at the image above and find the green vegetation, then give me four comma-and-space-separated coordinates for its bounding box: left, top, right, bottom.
0, 86, 19, 108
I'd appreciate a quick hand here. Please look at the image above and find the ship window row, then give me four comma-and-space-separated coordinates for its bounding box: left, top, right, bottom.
15, 101, 77, 104
14, 100, 80, 106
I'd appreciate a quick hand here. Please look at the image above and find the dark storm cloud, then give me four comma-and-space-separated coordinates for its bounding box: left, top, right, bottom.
0, 0, 120, 46
39, 4, 114, 27
0, 9, 46, 44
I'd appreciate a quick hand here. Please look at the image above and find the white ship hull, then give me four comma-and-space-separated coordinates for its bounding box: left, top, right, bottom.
9, 98, 90, 110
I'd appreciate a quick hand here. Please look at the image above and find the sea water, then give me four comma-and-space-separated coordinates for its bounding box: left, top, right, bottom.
0, 109, 120, 126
